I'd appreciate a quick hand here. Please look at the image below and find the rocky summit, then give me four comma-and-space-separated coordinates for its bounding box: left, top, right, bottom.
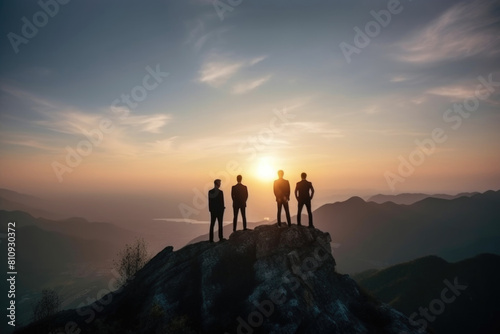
17, 225, 427, 334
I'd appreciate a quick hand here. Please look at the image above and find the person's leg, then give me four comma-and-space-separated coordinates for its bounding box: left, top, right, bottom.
241, 206, 247, 230
284, 201, 291, 227
209, 213, 216, 242
297, 202, 304, 226
277, 202, 283, 227
233, 206, 238, 232
305, 201, 313, 227
218, 212, 224, 240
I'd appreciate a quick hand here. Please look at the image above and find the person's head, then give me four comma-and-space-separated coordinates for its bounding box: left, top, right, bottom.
277, 170, 284, 178
214, 179, 221, 188
301, 172, 307, 180
236, 175, 242, 183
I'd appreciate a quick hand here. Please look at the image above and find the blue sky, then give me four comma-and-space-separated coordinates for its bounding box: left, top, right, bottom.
1, 0, 499, 220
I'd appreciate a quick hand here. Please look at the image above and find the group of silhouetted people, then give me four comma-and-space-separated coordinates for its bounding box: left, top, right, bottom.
208, 170, 315, 242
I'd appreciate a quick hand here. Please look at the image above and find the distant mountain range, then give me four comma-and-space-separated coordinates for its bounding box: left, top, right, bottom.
0, 210, 141, 332
0, 209, 139, 250
353, 254, 500, 334
313, 190, 500, 273
367, 192, 479, 205
0, 188, 212, 251
0, 188, 61, 220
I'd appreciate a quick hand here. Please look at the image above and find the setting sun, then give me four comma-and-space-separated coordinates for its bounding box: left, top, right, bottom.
255, 157, 276, 181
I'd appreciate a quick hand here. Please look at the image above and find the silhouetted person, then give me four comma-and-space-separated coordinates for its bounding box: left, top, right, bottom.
231, 175, 248, 231
208, 179, 225, 242
274, 170, 291, 227
295, 172, 315, 228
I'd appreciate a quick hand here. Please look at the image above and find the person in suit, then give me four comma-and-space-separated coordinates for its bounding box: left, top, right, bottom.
295, 172, 315, 228
273, 170, 291, 227
208, 179, 225, 242
231, 175, 248, 231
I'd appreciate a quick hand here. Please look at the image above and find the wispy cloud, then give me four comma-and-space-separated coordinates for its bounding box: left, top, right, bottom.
427, 85, 475, 101
364, 129, 430, 137
180, 135, 244, 156
35, 109, 103, 135
2, 85, 172, 136
198, 61, 245, 86
198, 55, 267, 87
232, 75, 272, 95
249, 56, 266, 66
184, 17, 229, 54
0, 85, 174, 158
0, 133, 61, 153
362, 105, 380, 115
146, 136, 178, 153
1, 84, 57, 110
288, 122, 344, 139
395, 1, 500, 64
33, 108, 171, 136
426, 80, 492, 102
389, 74, 416, 83
120, 114, 172, 134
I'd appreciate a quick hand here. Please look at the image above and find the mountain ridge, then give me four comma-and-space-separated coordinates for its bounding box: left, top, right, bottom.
353, 253, 500, 334
367, 191, 480, 205
313, 190, 500, 273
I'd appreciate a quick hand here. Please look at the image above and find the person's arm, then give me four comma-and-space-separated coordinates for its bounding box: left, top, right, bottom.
294, 183, 299, 200
220, 191, 225, 210
208, 190, 213, 212
286, 181, 291, 201
310, 183, 315, 200
244, 186, 248, 202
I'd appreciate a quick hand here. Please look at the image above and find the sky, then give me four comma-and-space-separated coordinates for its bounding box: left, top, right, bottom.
0, 0, 499, 222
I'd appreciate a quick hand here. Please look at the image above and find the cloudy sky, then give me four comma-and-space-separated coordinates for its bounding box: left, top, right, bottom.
1, 0, 499, 221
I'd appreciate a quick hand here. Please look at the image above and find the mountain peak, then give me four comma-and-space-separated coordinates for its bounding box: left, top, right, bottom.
343, 196, 366, 205
18, 225, 426, 334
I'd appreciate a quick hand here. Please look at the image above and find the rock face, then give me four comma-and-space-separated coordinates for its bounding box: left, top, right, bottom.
17, 225, 426, 334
